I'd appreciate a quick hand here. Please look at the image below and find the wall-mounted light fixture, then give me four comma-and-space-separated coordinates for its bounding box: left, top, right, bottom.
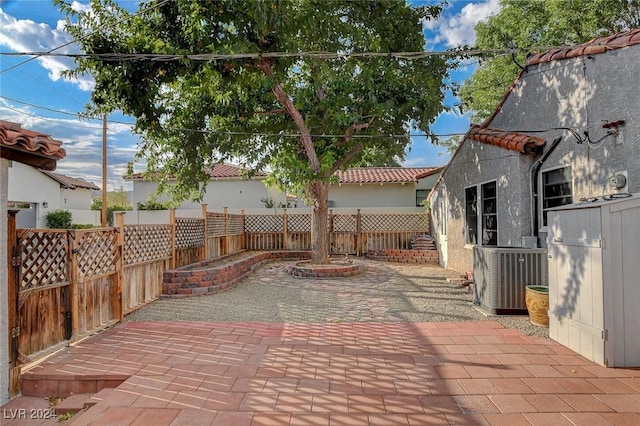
42, 201, 49, 208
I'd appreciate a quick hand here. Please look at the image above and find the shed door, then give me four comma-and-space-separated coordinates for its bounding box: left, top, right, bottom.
607, 202, 640, 367
548, 207, 605, 365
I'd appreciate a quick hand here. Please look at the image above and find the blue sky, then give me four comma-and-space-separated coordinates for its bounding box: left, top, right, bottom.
0, 0, 500, 191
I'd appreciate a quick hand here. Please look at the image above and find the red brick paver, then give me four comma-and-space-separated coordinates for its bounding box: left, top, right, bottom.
2, 321, 639, 425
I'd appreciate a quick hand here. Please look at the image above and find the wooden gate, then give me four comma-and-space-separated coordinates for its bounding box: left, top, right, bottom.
9, 228, 121, 372
14, 228, 72, 365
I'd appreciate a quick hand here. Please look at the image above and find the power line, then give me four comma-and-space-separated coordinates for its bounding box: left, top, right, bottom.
0, 46, 570, 62
0, 95, 467, 140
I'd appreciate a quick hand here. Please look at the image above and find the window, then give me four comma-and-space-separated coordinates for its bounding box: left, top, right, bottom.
481, 182, 497, 245
416, 189, 429, 207
465, 181, 498, 246
465, 186, 478, 244
542, 167, 573, 226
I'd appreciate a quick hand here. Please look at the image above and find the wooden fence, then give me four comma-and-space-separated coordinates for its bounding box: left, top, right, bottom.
8, 208, 246, 368
245, 210, 430, 255
7, 207, 429, 391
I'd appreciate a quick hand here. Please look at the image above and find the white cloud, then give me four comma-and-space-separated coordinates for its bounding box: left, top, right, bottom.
0, 9, 94, 91
422, 0, 500, 48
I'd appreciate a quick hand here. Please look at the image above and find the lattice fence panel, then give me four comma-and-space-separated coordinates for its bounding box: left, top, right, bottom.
245, 215, 283, 232
287, 214, 311, 232
333, 214, 356, 232
18, 229, 69, 291
76, 229, 119, 279
207, 213, 226, 237
124, 225, 172, 265
361, 214, 429, 232
227, 215, 244, 235
176, 218, 205, 249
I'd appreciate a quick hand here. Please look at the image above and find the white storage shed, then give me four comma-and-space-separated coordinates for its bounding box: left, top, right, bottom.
547, 193, 640, 367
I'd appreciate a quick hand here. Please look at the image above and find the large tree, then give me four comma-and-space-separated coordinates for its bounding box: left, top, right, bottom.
57, 0, 450, 264
459, 0, 640, 123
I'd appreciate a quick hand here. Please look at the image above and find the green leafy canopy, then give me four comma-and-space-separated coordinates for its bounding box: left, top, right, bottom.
56, 0, 452, 202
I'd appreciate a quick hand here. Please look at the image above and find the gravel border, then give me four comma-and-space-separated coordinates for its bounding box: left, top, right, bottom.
125, 259, 549, 338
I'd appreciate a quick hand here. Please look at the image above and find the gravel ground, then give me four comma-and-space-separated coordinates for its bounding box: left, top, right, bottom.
125, 258, 549, 338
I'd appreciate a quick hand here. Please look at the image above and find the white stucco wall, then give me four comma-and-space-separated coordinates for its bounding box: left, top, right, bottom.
1, 158, 9, 404
8, 162, 60, 228
59, 187, 94, 210
294, 173, 441, 209
491, 50, 640, 202
131, 179, 285, 210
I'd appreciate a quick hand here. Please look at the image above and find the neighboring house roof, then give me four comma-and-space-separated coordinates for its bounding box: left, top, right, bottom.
335, 167, 443, 184
468, 125, 546, 156
527, 28, 640, 66
0, 120, 66, 170
126, 163, 267, 181
40, 170, 100, 191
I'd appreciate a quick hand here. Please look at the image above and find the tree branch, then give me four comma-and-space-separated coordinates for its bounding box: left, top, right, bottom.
257, 59, 320, 172
330, 117, 375, 174
331, 141, 364, 174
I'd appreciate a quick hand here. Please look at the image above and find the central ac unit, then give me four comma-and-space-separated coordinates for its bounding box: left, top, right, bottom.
473, 246, 548, 315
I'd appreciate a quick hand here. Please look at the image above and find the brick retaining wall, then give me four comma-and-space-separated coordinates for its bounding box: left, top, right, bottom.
366, 249, 439, 264
162, 250, 310, 297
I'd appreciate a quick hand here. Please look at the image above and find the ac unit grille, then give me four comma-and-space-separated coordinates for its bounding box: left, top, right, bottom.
473, 247, 548, 315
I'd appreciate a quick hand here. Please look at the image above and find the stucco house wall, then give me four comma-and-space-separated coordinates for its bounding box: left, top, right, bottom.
8, 163, 99, 228
8, 162, 60, 228
131, 179, 285, 210
0, 158, 9, 404
328, 172, 439, 208
431, 30, 640, 273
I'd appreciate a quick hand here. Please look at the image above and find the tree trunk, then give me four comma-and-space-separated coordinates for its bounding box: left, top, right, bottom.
309, 180, 330, 264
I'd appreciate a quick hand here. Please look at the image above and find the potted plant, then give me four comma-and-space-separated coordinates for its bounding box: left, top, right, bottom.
525, 285, 549, 326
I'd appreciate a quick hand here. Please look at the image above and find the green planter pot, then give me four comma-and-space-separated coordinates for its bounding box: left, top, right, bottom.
525, 285, 549, 327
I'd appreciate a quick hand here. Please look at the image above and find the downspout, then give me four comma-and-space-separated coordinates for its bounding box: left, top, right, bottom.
529, 136, 563, 245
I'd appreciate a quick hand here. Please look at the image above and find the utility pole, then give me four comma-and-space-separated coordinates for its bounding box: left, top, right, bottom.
101, 115, 107, 227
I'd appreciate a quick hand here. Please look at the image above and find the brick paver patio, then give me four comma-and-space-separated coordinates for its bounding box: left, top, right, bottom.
3, 320, 640, 425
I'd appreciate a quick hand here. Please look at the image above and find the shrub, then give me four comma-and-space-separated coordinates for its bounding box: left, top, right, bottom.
46, 210, 72, 229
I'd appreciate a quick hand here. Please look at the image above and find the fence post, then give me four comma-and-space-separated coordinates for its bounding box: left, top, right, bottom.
283, 208, 288, 249
169, 209, 176, 269
241, 209, 246, 250
7, 210, 20, 397
356, 209, 362, 256
69, 230, 80, 341
223, 207, 229, 255
201, 204, 208, 261
114, 213, 125, 322
329, 209, 334, 256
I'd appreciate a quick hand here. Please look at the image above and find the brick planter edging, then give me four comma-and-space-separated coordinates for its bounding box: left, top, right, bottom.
162, 250, 311, 298
287, 261, 364, 279
366, 249, 439, 264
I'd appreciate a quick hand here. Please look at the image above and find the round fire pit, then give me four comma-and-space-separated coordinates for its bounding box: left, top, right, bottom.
287, 258, 364, 279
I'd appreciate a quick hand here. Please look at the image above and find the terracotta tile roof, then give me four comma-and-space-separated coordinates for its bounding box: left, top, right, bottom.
205, 163, 267, 179
335, 167, 443, 184
468, 124, 546, 155
40, 170, 100, 191
527, 28, 640, 66
0, 120, 66, 170
126, 163, 267, 180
